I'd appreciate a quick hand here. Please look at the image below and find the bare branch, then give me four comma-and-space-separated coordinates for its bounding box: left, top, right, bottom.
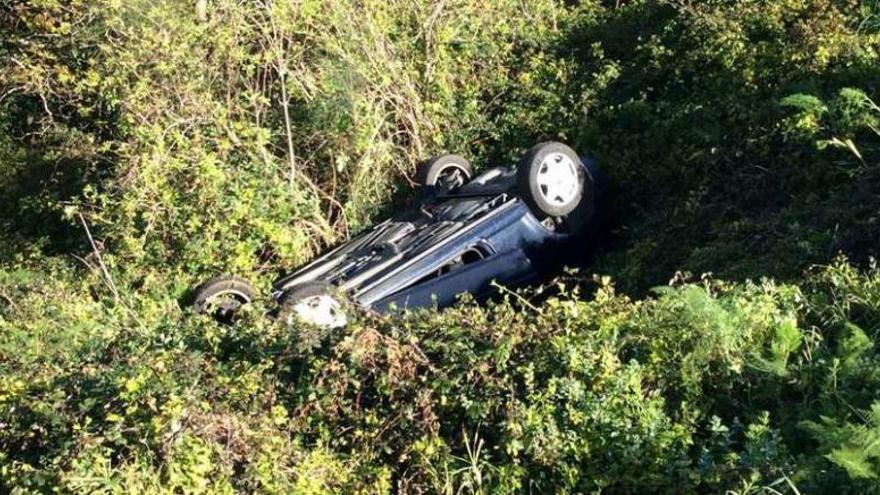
78, 213, 120, 302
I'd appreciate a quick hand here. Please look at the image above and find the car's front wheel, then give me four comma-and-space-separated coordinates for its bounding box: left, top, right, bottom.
416, 154, 474, 194
517, 142, 591, 220
277, 281, 349, 329
191, 275, 257, 324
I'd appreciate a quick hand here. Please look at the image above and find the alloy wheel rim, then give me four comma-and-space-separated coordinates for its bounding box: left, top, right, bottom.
535, 152, 580, 206
290, 294, 348, 329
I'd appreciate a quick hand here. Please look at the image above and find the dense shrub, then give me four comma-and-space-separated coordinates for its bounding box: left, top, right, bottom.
2, 261, 880, 493
566, 0, 880, 292
2, 1, 877, 288
2, 0, 880, 493
0, 0, 566, 277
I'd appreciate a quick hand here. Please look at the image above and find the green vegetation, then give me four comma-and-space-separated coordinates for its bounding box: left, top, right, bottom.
1, 0, 879, 492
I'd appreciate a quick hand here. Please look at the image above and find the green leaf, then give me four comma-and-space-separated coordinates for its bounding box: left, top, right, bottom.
827, 446, 878, 479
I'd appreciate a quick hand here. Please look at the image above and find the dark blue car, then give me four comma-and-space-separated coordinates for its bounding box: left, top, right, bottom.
192, 142, 603, 328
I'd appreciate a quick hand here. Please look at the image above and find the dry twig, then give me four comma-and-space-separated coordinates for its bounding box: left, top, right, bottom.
78, 213, 120, 302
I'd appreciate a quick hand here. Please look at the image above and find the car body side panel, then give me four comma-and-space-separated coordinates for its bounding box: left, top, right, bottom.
355, 199, 544, 306
271, 220, 391, 292
371, 249, 534, 312
361, 202, 568, 308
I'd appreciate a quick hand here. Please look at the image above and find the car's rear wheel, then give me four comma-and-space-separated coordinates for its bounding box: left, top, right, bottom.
517, 142, 590, 219
417, 154, 474, 193
278, 281, 349, 329
192, 275, 256, 324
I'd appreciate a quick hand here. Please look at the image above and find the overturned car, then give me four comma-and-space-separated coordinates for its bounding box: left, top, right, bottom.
192, 141, 603, 328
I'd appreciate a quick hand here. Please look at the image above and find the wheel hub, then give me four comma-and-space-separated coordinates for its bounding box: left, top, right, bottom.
437, 165, 469, 190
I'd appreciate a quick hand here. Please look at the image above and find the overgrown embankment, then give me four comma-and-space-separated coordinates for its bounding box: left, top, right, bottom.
2, 0, 880, 493
3, 261, 880, 492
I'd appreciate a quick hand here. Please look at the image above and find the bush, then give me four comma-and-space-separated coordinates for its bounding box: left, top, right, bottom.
2, 0, 880, 493
3, 1, 877, 289
2, 261, 880, 493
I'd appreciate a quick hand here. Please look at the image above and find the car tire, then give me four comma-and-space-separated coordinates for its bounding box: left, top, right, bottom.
277, 281, 349, 329
416, 154, 474, 193
191, 275, 257, 324
517, 142, 591, 219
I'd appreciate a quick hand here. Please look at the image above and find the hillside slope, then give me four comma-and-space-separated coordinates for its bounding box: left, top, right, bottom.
1, 0, 880, 493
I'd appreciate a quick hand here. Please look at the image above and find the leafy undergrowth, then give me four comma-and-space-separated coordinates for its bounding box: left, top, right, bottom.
2, 0, 880, 493
1, 260, 879, 493
2, 1, 879, 289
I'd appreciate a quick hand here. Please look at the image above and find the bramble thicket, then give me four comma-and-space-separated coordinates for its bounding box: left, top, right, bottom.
1, 0, 880, 493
